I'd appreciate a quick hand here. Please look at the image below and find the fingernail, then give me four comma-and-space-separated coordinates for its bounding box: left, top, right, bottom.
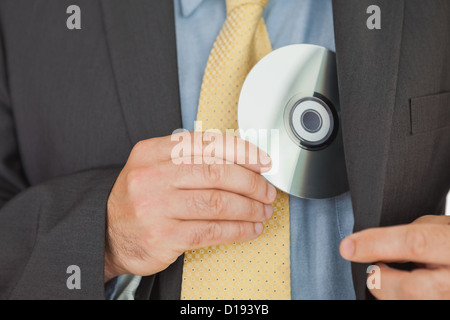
267, 184, 277, 201
260, 152, 272, 167
260, 164, 272, 173
340, 238, 355, 260
254, 222, 264, 235
264, 204, 273, 220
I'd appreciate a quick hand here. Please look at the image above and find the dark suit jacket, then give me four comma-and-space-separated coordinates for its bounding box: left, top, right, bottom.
0, 0, 448, 300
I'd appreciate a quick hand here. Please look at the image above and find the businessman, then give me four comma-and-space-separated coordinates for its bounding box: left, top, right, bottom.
0, 0, 449, 300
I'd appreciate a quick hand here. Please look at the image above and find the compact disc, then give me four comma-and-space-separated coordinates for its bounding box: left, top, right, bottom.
238, 44, 349, 199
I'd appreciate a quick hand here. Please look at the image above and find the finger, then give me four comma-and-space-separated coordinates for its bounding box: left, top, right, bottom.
175, 220, 264, 251
412, 215, 450, 225
371, 263, 450, 300
400, 215, 449, 266
340, 224, 450, 265
158, 131, 272, 173
168, 161, 277, 204
168, 190, 273, 222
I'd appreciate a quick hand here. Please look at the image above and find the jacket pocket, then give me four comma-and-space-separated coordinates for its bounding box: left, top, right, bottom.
410, 92, 450, 135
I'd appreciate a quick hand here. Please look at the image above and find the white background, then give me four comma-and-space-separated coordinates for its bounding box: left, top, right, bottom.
447, 191, 450, 216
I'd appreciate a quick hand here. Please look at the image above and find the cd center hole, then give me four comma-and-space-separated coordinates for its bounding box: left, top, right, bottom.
301, 109, 322, 133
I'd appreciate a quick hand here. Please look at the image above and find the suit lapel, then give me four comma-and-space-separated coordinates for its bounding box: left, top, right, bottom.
100, 0, 184, 300
100, 0, 182, 145
333, 0, 405, 299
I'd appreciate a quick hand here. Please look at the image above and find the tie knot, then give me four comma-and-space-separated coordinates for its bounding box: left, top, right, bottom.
226, 0, 270, 14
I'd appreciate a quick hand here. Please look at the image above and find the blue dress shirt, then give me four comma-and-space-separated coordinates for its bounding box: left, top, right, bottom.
174, 0, 356, 300
109, 0, 356, 300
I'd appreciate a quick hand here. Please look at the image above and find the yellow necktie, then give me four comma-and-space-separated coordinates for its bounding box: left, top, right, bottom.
181, 0, 291, 300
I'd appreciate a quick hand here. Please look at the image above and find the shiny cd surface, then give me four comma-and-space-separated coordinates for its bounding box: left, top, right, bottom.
238, 44, 349, 199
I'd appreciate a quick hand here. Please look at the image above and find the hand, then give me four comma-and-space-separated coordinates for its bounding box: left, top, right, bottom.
104, 132, 276, 282
340, 215, 450, 299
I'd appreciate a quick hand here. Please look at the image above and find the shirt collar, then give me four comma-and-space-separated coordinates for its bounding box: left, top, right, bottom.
180, 0, 206, 17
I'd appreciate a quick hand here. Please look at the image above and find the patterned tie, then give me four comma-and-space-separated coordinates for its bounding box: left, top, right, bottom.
181, 0, 291, 300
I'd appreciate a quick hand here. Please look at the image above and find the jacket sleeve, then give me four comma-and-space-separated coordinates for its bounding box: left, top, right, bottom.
0, 23, 122, 300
